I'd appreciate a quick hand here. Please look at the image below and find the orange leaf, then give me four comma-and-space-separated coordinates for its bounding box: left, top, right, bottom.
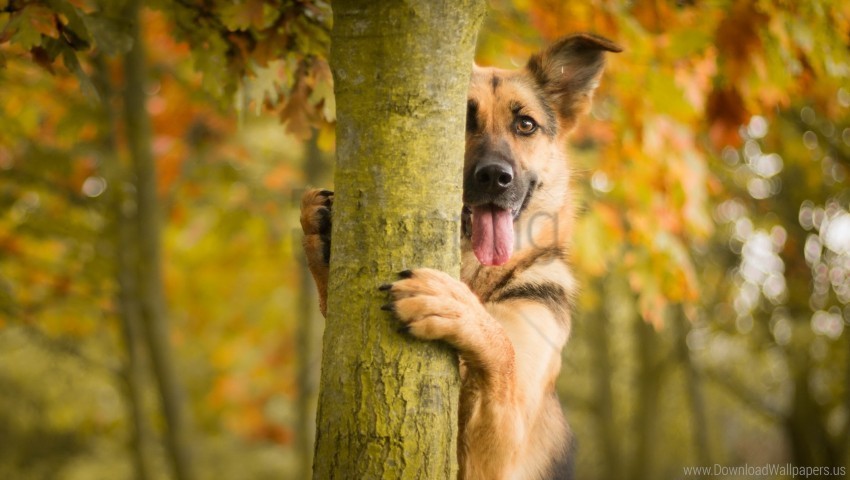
27, 5, 59, 39
706, 85, 749, 149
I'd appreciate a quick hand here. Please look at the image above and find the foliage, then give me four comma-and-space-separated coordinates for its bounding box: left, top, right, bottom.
1, 1, 321, 477
151, 0, 334, 141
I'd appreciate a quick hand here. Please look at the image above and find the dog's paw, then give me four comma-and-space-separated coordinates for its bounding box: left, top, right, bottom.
379, 268, 482, 342
300, 188, 333, 265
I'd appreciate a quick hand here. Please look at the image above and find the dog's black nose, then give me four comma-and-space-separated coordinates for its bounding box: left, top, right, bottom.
474, 160, 514, 193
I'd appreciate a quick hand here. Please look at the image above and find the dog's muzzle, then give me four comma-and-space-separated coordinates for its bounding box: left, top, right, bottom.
462, 158, 536, 266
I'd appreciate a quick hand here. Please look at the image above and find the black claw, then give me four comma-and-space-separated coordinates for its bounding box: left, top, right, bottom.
380, 303, 395, 312
378, 283, 393, 291
397, 325, 410, 334
318, 189, 333, 197
398, 269, 413, 279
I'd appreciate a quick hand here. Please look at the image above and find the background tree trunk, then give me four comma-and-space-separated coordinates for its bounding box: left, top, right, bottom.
313, 1, 485, 477
123, 2, 197, 479
587, 279, 622, 480
673, 308, 710, 476
93, 53, 154, 480
629, 313, 662, 480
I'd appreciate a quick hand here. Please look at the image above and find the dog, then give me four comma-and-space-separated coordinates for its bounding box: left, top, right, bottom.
301, 33, 621, 480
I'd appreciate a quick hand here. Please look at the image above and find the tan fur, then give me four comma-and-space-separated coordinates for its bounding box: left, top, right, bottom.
300, 189, 332, 316
301, 33, 620, 479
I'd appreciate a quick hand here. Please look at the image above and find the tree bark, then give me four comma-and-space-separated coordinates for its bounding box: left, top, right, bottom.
123, 2, 197, 480
313, 1, 485, 478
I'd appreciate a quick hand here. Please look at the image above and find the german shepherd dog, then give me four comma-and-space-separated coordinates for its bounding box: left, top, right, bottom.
301, 33, 621, 480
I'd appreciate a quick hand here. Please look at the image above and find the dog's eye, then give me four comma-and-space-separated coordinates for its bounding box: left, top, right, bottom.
515, 116, 538, 136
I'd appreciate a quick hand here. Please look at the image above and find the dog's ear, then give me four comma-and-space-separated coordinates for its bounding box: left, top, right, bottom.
526, 33, 621, 125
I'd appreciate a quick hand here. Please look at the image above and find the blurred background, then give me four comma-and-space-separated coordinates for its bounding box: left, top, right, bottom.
1, 0, 849, 479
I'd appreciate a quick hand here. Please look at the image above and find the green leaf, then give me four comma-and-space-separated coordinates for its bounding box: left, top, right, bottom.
62, 49, 100, 103
9, 10, 43, 50
44, 0, 92, 47
307, 77, 335, 122
245, 60, 284, 114
645, 66, 695, 121
81, 14, 133, 56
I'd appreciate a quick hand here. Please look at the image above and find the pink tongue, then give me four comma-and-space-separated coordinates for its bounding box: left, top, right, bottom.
471, 206, 514, 266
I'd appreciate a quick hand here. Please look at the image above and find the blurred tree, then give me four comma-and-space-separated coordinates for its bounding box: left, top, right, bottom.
1, 0, 333, 478
123, 1, 197, 479
311, 0, 485, 477
92, 51, 154, 480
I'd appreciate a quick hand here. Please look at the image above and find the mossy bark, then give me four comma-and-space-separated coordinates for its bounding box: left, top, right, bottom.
313, 1, 485, 478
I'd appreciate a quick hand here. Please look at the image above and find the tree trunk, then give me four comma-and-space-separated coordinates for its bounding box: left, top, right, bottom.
296, 131, 327, 479
93, 53, 153, 480
313, 1, 485, 478
630, 313, 662, 480
843, 332, 850, 480
786, 357, 838, 469
123, 2, 197, 480
673, 308, 710, 477
586, 281, 622, 480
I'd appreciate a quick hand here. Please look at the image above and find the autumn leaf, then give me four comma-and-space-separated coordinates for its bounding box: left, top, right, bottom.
26, 5, 59, 39
714, 0, 768, 82
706, 84, 749, 149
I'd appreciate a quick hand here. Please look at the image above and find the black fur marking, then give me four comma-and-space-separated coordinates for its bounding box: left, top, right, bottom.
317, 207, 332, 235
533, 86, 558, 137
466, 99, 479, 133
493, 282, 570, 320
491, 74, 501, 92
320, 234, 331, 264
483, 247, 566, 303
461, 207, 472, 239
517, 174, 537, 215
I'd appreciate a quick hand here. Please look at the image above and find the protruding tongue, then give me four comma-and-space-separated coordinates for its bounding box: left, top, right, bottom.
471, 205, 514, 266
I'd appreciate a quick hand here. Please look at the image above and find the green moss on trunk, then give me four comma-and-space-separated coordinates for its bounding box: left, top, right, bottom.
313, 1, 485, 478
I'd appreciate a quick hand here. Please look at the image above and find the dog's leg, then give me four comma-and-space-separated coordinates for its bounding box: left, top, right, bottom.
381, 268, 523, 479
300, 188, 333, 317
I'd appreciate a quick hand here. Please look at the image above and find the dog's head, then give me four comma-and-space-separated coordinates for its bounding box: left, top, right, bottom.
463, 33, 621, 266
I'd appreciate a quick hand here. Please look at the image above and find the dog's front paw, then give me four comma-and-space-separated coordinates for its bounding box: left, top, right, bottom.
300, 188, 333, 264
379, 268, 482, 343
301, 188, 333, 316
